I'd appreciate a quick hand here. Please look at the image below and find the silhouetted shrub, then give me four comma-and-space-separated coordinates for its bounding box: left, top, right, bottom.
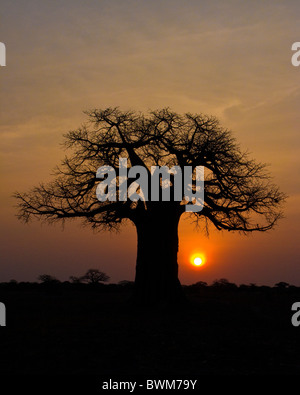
193, 281, 208, 288
212, 278, 237, 290
69, 276, 83, 284
275, 281, 290, 289
118, 280, 134, 287
37, 274, 60, 284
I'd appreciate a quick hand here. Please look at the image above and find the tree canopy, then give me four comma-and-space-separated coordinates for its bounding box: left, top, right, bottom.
15, 107, 286, 234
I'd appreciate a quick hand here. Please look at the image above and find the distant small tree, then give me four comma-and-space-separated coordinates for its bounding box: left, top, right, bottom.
81, 269, 110, 284
212, 278, 237, 289
38, 274, 60, 284
69, 276, 83, 284
194, 281, 208, 287
189, 281, 208, 290
118, 280, 134, 287
249, 283, 257, 288
275, 281, 290, 289
212, 278, 230, 286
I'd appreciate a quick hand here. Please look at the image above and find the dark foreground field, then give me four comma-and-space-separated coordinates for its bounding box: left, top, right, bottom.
0, 281, 300, 385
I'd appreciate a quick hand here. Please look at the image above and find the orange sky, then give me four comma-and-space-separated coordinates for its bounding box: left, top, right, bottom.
1, 0, 300, 285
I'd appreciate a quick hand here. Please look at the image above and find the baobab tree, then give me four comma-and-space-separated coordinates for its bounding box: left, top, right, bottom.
15, 108, 285, 304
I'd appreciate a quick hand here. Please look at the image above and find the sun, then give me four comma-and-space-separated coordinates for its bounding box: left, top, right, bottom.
190, 253, 206, 267
193, 257, 203, 266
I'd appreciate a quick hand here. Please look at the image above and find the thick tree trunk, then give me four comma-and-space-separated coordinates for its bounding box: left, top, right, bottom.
133, 206, 184, 305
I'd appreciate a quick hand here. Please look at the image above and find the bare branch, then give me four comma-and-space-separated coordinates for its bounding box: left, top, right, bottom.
14, 107, 286, 234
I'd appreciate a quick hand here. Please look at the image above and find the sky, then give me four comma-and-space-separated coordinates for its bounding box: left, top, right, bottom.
1, 0, 300, 286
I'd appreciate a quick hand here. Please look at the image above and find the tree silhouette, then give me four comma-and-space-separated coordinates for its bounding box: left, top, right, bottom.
38, 274, 60, 284
69, 276, 82, 284
275, 281, 290, 289
80, 269, 110, 284
15, 108, 285, 304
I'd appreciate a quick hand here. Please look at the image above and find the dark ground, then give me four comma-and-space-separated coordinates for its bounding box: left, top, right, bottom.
0, 281, 299, 388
